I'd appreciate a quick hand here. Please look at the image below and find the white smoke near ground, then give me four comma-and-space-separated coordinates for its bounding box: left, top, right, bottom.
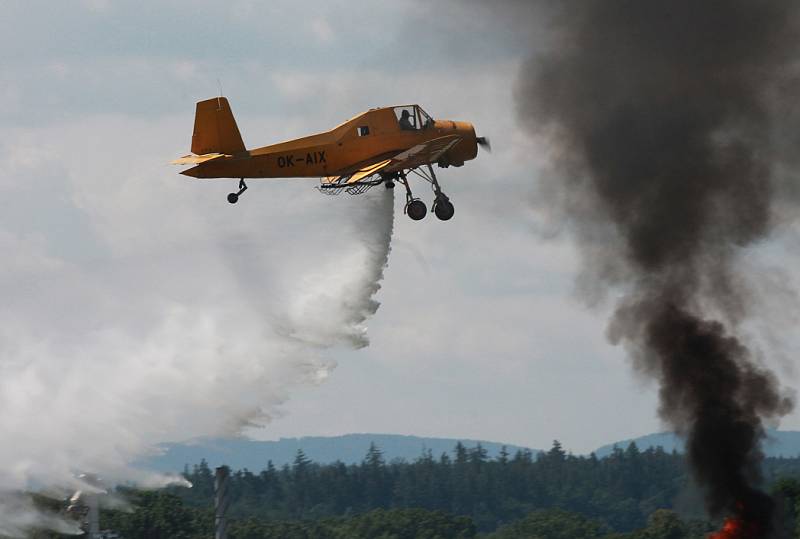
0, 494, 83, 537
0, 117, 395, 536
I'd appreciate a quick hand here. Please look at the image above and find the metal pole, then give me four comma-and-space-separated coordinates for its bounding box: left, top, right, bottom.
214, 466, 230, 539
86, 491, 100, 539
71, 473, 103, 539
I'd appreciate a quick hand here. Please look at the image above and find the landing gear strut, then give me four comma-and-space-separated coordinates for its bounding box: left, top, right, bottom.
427, 164, 455, 221
227, 179, 248, 204
400, 172, 426, 221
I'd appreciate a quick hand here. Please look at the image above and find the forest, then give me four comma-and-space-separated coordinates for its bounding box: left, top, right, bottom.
23, 441, 800, 538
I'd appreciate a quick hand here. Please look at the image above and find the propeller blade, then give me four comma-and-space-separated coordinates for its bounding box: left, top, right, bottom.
476, 136, 492, 153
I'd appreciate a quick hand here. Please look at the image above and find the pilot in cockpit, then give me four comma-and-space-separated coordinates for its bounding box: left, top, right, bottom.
399, 109, 414, 130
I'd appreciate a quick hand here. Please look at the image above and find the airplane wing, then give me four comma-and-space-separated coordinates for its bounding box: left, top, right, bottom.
170, 153, 229, 165
321, 135, 462, 186
383, 135, 462, 173
322, 159, 392, 185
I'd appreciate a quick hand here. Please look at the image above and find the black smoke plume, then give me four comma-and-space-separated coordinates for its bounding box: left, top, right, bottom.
514, 1, 799, 535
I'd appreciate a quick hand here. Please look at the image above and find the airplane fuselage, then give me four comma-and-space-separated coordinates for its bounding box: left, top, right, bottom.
181, 107, 478, 180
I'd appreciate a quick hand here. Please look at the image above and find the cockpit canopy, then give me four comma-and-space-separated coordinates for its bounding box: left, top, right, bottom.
393, 105, 433, 131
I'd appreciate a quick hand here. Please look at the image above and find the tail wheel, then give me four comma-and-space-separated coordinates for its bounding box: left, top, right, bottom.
433, 199, 455, 221
227, 179, 247, 204
405, 199, 427, 221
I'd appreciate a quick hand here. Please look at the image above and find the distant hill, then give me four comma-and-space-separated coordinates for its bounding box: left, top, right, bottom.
138, 433, 539, 473
137, 430, 800, 474
594, 429, 800, 459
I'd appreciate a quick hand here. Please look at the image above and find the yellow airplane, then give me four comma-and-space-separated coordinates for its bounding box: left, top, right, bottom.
172, 97, 490, 220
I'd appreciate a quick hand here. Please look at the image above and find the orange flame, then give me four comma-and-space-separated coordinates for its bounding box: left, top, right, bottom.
708, 517, 759, 539
709, 517, 742, 539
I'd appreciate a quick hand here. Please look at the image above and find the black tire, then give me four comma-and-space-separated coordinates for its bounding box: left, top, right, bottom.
406, 199, 427, 221
434, 199, 455, 221
385, 181, 395, 189
227, 193, 239, 204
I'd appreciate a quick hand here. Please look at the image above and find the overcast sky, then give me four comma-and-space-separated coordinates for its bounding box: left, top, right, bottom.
1, 0, 798, 487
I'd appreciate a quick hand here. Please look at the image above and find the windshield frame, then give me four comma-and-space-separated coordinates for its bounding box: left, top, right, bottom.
416, 105, 433, 129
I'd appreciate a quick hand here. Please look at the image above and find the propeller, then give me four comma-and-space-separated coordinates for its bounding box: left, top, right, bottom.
476, 136, 492, 153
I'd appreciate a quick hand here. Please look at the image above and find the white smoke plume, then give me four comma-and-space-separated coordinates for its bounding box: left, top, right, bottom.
0, 117, 395, 536
0, 494, 83, 537
285, 190, 394, 348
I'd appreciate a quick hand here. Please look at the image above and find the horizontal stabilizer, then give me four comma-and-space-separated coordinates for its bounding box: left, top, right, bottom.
170, 153, 228, 165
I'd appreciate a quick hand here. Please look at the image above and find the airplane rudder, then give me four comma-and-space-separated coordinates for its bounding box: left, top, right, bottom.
191, 96, 246, 155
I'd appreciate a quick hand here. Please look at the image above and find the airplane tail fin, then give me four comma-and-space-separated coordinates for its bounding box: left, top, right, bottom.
190, 97, 246, 155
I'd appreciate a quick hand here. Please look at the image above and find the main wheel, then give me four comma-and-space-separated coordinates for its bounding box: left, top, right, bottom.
385, 181, 395, 189
406, 199, 427, 221
227, 193, 239, 204
434, 199, 455, 221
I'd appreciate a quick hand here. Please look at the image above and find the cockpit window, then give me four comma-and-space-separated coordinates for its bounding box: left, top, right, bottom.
394, 105, 434, 131
394, 106, 417, 130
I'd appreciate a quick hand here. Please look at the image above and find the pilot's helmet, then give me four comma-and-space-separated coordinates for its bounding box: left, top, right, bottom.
401, 110, 410, 118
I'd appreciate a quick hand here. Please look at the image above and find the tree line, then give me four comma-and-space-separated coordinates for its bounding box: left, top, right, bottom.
20, 440, 800, 538
173, 440, 703, 531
